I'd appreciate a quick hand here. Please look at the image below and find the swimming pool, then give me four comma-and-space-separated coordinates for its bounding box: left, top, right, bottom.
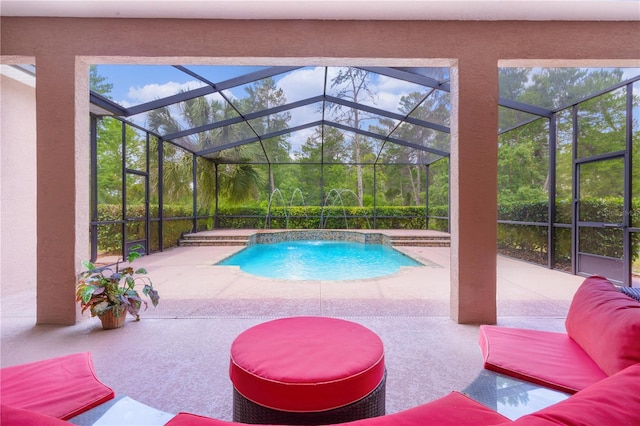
218, 240, 423, 280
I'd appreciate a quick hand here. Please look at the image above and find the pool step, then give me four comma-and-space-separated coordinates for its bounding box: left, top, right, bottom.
391, 238, 450, 247
179, 233, 249, 247
178, 239, 249, 247
389, 235, 450, 247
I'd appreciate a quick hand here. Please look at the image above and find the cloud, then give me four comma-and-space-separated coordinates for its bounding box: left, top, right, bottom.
276, 67, 325, 102
289, 127, 318, 156
275, 66, 419, 125
274, 66, 429, 149
367, 75, 429, 114
621, 67, 640, 80
374, 74, 424, 94
126, 80, 205, 104
117, 66, 443, 152
277, 67, 324, 130
120, 66, 430, 120
275, 67, 325, 149
367, 91, 402, 114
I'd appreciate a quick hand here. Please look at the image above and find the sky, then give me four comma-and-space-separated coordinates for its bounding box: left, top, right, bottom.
93, 64, 640, 153
95, 64, 444, 152
96, 64, 435, 111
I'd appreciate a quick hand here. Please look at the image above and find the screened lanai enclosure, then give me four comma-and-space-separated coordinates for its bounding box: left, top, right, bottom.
86, 64, 640, 286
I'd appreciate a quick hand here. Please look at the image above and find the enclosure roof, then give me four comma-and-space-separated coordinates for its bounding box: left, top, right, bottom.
5, 62, 638, 166
85, 64, 640, 166
90, 65, 457, 165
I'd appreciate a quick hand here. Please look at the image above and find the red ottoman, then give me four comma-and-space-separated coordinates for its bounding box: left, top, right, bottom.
229, 316, 386, 425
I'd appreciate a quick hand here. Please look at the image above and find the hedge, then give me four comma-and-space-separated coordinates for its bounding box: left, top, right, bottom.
95, 204, 449, 255
217, 205, 449, 232
97, 198, 638, 268
498, 197, 640, 266
96, 204, 196, 255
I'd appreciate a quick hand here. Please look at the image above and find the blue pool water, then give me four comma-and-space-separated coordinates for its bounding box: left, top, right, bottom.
218, 240, 423, 280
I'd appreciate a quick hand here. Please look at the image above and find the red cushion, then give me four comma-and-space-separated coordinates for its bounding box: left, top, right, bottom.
479, 325, 606, 393
229, 316, 385, 412
166, 392, 512, 426
507, 363, 640, 425
565, 275, 640, 376
0, 353, 114, 420
340, 392, 512, 425
1, 405, 71, 426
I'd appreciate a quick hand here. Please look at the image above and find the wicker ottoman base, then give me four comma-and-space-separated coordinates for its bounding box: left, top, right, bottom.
233, 371, 386, 425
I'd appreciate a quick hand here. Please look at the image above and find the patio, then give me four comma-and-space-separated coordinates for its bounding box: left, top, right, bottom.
1, 241, 586, 421
1, 4, 639, 424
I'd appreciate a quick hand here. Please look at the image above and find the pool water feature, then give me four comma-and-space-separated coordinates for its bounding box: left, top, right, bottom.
218, 240, 423, 281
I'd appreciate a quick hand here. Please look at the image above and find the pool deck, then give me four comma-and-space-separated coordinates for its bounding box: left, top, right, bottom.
0, 230, 596, 421
133, 233, 584, 320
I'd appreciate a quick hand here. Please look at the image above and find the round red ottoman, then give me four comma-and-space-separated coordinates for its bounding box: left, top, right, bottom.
229, 316, 386, 425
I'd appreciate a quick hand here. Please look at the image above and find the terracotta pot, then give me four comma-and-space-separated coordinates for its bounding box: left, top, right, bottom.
99, 307, 127, 330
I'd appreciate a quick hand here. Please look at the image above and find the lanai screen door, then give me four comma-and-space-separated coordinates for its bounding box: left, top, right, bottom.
123, 129, 150, 257
575, 156, 630, 285
124, 171, 149, 256
572, 82, 634, 287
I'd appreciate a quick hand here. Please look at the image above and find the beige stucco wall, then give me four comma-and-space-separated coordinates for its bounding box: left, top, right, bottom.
0, 73, 37, 299
1, 17, 638, 325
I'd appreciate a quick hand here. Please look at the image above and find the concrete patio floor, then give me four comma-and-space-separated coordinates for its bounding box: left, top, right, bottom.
1, 236, 589, 422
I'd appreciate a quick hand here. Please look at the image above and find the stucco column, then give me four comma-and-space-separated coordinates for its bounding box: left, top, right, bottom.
35, 54, 89, 325
449, 57, 498, 324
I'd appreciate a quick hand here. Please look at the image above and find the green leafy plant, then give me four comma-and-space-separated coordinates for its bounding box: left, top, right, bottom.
76, 245, 160, 320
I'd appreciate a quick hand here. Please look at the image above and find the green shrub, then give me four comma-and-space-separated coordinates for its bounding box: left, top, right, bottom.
96, 204, 197, 255
97, 198, 637, 268
217, 205, 437, 230
498, 197, 640, 265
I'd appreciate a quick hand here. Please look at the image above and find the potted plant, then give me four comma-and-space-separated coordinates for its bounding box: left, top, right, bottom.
76, 245, 160, 329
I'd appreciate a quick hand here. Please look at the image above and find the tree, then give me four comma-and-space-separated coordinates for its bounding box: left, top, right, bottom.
239, 78, 292, 192
90, 65, 113, 97
146, 94, 265, 207
497, 121, 549, 204
428, 157, 449, 209
375, 90, 450, 207
297, 127, 348, 204
498, 68, 531, 131
95, 117, 123, 205
327, 67, 377, 206
497, 68, 629, 205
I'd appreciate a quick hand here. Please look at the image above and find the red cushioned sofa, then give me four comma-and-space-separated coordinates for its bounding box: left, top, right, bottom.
168, 364, 640, 425
4, 364, 638, 425
2, 276, 640, 425
0, 352, 114, 421
479, 276, 640, 394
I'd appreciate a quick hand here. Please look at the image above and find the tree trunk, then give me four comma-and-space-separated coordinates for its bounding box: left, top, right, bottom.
408, 165, 421, 206
270, 168, 276, 193
353, 112, 364, 207
355, 138, 364, 206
